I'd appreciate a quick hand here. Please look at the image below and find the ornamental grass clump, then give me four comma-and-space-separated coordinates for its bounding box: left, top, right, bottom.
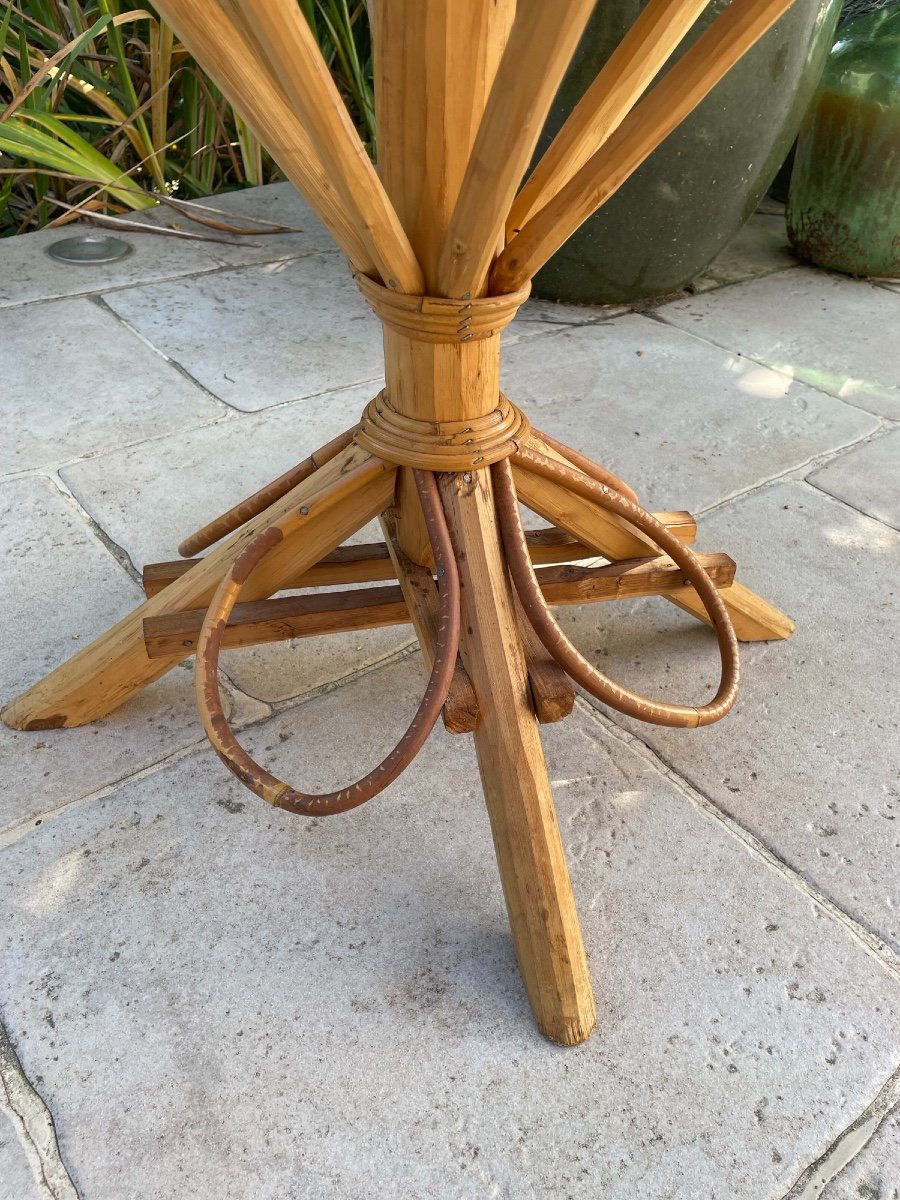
0, 0, 374, 235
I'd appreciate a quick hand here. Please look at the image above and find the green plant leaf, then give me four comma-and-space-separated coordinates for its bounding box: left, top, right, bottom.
0, 113, 154, 209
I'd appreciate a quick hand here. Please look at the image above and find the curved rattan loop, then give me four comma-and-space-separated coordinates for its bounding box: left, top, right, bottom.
497, 452, 740, 728
195, 469, 460, 814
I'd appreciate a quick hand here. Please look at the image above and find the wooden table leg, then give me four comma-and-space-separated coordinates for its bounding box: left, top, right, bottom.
2, 444, 395, 730
441, 469, 596, 1045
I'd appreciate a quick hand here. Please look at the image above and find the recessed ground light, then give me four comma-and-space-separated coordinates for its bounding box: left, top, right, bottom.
47, 233, 133, 264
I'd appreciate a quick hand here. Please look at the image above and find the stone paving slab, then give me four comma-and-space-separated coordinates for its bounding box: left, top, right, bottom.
562, 480, 900, 956
516, 296, 627, 326
0, 476, 267, 834
807, 428, 900, 533
101, 253, 383, 412
0, 1112, 43, 1200
59, 384, 415, 703
501, 317, 877, 513
820, 1103, 900, 1199
0, 220, 222, 311
657, 270, 900, 420
143, 181, 623, 333
691, 213, 798, 292
1, 660, 899, 1199
3, 298, 223, 476
60, 384, 372, 567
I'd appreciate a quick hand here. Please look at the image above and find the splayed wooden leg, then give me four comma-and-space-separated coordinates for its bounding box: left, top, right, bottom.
440, 468, 596, 1045
2, 442, 395, 730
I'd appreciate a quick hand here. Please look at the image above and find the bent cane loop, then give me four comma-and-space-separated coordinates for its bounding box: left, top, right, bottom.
496, 453, 740, 728
195, 470, 460, 814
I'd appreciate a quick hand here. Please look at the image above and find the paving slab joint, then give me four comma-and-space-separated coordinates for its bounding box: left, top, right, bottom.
0, 1020, 80, 1199
0, 680, 270, 850
88, 294, 232, 414
573, 698, 900, 984
46, 472, 145, 588
779, 1063, 900, 1199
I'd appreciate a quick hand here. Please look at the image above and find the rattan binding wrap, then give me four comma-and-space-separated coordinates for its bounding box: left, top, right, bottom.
355, 273, 531, 469
358, 390, 530, 470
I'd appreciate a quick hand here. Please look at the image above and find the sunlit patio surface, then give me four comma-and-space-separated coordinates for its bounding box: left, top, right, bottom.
1, 182, 898, 1199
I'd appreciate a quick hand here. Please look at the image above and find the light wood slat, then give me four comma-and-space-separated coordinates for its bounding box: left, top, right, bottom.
2, 446, 396, 729
370, 0, 515, 565
177, 427, 358, 559
151, 0, 373, 273
439, 469, 595, 1045
668, 583, 795, 641
513, 455, 791, 642
145, 550, 735, 636
142, 517, 701, 598
519, 431, 670, 561
380, 511, 480, 735
538, 552, 735, 602
491, 0, 799, 293
142, 551, 738, 656
231, 0, 423, 293
143, 586, 409, 657
370, 0, 516, 292
649, 512, 697, 546
508, 0, 712, 234
437, 0, 598, 297
143, 543, 396, 598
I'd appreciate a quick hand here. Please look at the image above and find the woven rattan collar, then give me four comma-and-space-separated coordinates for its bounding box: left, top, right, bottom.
355, 273, 531, 470
355, 272, 530, 343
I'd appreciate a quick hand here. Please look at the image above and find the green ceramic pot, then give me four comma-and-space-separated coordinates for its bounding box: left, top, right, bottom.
787, 5, 900, 278
533, 0, 841, 305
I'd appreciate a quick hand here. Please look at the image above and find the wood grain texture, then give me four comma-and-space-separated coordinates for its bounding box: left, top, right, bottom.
229, 0, 423, 292
513, 440, 792, 642
2, 446, 395, 728
177, 427, 358, 558
370, 0, 515, 559
437, 0, 597, 297
440, 469, 596, 1046
151, 0, 374, 272
144, 542, 396, 598
143, 585, 409, 657
144, 525, 702, 598
514, 593, 576, 725
669, 582, 795, 641
538, 552, 735, 602
370, 0, 515, 292
143, 552, 736, 652
492, 0, 800, 292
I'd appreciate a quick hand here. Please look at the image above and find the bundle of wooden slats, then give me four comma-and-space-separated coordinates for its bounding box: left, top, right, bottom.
153, 0, 797, 301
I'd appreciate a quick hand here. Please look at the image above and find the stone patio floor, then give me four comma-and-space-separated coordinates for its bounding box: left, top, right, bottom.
1, 182, 898, 1200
